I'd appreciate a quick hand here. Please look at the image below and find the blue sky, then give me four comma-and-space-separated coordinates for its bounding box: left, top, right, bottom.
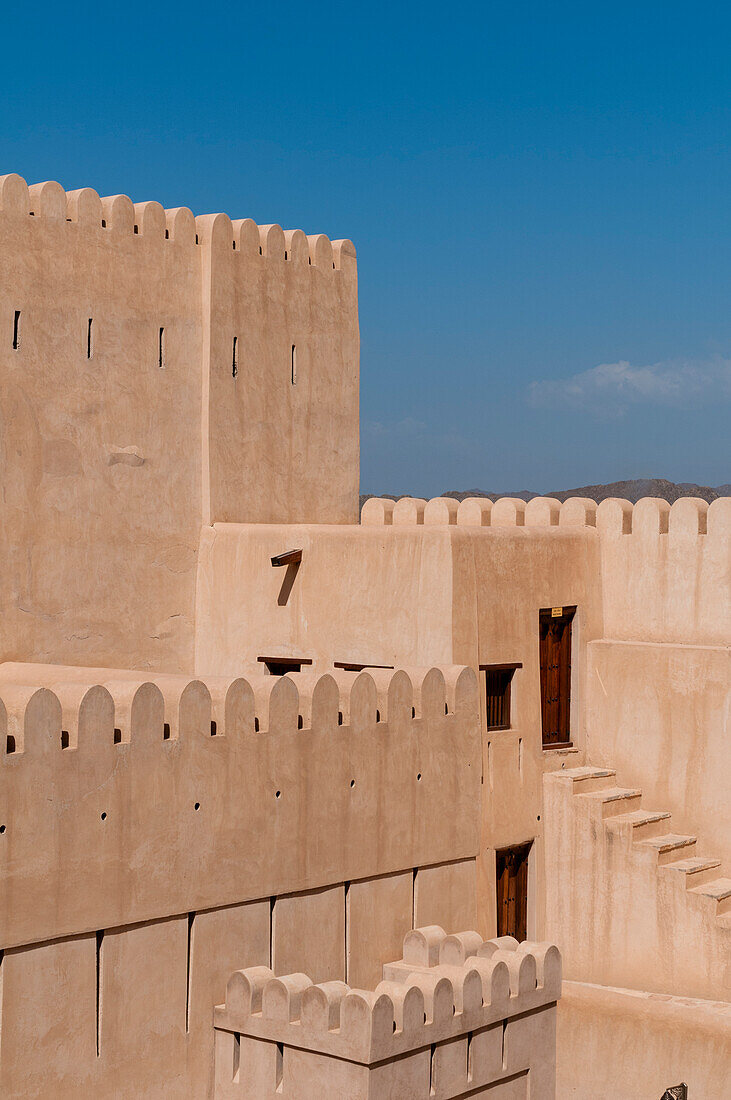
3, 2, 730, 494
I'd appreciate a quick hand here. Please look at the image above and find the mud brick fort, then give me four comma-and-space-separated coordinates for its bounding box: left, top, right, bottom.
0, 171, 728, 1098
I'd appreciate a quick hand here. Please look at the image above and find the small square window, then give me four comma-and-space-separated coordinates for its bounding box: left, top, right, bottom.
481, 663, 521, 731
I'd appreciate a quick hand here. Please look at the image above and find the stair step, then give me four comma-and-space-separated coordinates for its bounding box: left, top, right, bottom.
636, 834, 697, 864
688, 878, 731, 916
560, 766, 616, 793
579, 787, 643, 817
606, 810, 672, 839
664, 856, 721, 887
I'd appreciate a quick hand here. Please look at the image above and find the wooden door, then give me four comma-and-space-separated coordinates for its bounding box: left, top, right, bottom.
496, 843, 531, 941
539, 606, 576, 747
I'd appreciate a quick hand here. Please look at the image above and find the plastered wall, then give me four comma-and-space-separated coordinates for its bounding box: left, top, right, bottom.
0, 664, 480, 1098
557, 981, 731, 1100
596, 495, 729, 644
0, 173, 359, 673
193, 509, 604, 942
586, 639, 730, 855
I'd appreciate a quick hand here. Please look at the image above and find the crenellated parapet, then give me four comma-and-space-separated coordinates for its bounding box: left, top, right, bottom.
213, 926, 560, 1098
0, 663, 480, 950
362, 492, 728, 536
0, 173, 355, 273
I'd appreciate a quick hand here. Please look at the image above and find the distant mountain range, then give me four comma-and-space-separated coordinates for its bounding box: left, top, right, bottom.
360, 478, 730, 511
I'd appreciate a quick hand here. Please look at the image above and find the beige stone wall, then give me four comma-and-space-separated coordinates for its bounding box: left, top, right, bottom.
194, 515, 602, 942
214, 931, 561, 1099
543, 770, 730, 1001
587, 639, 730, 855
596, 495, 729, 645
0, 664, 480, 1098
0, 175, 203, 672
0, 174, 359, 673
557, 981, 731, 1099
198, 216, 359, 527
0, 666, 478, 948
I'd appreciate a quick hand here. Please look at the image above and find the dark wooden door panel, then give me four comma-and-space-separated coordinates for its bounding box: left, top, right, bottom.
496, 842, 531, 941
539, 607, 575, 746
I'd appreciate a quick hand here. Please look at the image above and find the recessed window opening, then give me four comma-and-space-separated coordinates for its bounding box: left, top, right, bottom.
12, 310, 21, 350
291, 344, 297, 385
210, 721, 217, 736
164, 229, 169, 239
163, 723, 171, 740
158, 326, 166, 369
481, 663, 521, 731
6, 735, 16, 754
113, 728, 122, 744
61, 730, 70, 749
87, 317, 94, 359
101, 219, 106, 228
232, 336, 238, 379
133, 224, 139, 234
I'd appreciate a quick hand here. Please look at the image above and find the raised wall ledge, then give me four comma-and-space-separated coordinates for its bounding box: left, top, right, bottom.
0, 173, 355, 270
361, 494, 729, 537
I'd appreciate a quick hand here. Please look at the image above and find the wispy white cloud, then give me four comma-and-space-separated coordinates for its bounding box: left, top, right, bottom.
529, 356, 731, 413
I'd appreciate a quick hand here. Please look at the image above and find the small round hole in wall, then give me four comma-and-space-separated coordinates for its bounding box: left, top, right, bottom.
350, 779, 355, 788
417, 773, 422, 781
537, 814, 541, 821
100, 812, 107, 821
194, 802, 200, 811
275, 790, 281, 800
0, 824, 6, 834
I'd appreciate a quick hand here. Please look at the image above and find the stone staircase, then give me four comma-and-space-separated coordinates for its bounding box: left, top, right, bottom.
544, 765, 730, 1000
562, 765, 731, 927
